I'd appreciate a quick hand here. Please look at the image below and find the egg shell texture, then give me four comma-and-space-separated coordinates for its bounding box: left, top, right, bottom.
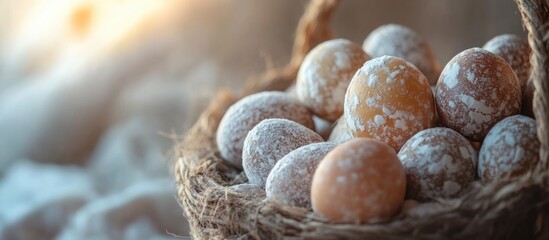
435, 48, 521, 141
242, 118, 323, 187
311, 138, 406, 223
217, 91, 314, 169
478, 115, 539, 181
344, 55, 435, 151
398, 127, 477, 201
297, 39, 369, 121
266, 142, 336, 208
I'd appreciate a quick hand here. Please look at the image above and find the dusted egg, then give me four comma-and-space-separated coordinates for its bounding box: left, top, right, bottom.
311, 138, 406, 223
478, 115, 539, 182
297, 39, 370, 121
363, 24, 441, 85
483, 34, 533, 118
266, 142, 336, 208
217, 91, 314, 169
398, 127, 477, 201
435, 48, 521, 141
242, 118, 323, 187
344, 56, 436, 151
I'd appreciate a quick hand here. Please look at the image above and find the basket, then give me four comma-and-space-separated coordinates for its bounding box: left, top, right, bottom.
175, 0, 549, 239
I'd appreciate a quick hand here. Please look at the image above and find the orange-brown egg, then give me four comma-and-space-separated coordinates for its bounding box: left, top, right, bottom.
297, 39, 370, 121
344, 56, 436, 151
311, 138, 406, 223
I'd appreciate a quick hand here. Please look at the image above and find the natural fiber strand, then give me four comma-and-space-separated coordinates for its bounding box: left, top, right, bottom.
523, 0, 549, 173
515, 0, 549, 172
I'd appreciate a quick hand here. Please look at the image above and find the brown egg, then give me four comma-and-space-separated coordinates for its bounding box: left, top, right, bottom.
311, 138, 406, 223
297, 39, 370, 121
363, 24, 441, 85
483, 34, 534, 118
217, 91, 314, 169
483, 35, 530, 85
266, 142, 336, 208
435, 48, 521, 141
327, 116, 354, 144
242, 119, 323, 187
344, 56, 436, 151
398, 127, 477, 201
478, 115, 539, 182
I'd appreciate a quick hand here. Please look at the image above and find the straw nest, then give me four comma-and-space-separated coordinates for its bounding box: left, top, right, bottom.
175, 0, 549, 239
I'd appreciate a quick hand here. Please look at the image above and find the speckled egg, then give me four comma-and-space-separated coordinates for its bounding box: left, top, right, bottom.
435, 48, 521, 141
478, 115, 539, 182
311, 138, 406, 223
363, 24, 441, 85
483, 34, 533, 118
217, 91, 314, 169
297, 39, 370, 121
397, 127, 477, 201
266, 142, 336, 208
344, 56, 436, 151
483, 34, 531, 94
242, 118, 323, 187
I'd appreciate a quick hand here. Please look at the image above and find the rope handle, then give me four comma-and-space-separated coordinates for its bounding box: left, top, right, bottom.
515, 0, 549, 172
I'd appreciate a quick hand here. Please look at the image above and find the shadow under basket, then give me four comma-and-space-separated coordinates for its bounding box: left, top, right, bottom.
175, 0, 549, 239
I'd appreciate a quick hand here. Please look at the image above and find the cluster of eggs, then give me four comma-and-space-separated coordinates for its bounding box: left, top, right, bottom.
216, 24, 540, 224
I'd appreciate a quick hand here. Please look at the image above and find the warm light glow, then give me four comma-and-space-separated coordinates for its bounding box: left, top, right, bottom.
85, 0, 173, 51
3, 0, 177, 75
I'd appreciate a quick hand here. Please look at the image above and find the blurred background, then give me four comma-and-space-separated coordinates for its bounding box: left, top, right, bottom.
0, 0, 525, 239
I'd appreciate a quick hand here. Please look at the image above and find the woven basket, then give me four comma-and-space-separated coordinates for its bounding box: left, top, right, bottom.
175, 0, 549, 239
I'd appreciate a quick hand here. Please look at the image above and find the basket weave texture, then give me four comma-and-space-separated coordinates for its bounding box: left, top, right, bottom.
175, 0, 549, 239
